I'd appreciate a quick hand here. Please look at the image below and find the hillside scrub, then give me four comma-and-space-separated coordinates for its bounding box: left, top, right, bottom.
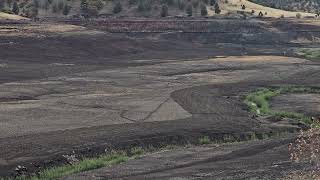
1, 0, 219, 18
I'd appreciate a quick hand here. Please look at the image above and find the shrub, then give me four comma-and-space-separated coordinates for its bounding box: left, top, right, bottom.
296, 13, 301, 19
0, 1, 4, 10
6, 0, 13, 8
192, 0, 199, 8
210, 0, 216, 6
130, 147, 144, 156
12, 2, 19, 14
202, 0, 209, 4
52, 2, 58, 13
186, 4, 192, 16
41, 0, 50, 10
129, 0, 138, 6
93, 0, 104, 11
63, 4, 70, 15
138, 0, 152, 12
33, 0, 40, 9
176, 0, 186, 10
80, 0, 89, 17
80, 0, 102, 17
160, 4, 168, 17
200, 4, 207, 16
113, 1, 122, 14
26, 5, 38, 17
199, 136, 210, 144
214, 3, 221, 14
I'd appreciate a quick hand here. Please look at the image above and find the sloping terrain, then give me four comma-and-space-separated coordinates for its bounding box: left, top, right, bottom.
0, 10, 320, 179
221, 0, 315, 18
250, 0, 320, 13
0, 12, 28, 20
64, 137, 301, 180
1, 0, 315, 18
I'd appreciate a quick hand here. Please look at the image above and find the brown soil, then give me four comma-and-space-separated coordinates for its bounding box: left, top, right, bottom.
0, 18, 320, 178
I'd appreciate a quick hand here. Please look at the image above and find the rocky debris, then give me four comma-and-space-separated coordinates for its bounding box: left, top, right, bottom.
14, 165, 27, 176
62, 154, 79, 165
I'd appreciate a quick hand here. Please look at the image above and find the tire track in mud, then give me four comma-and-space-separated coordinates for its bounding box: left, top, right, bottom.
103, 137, 294, 179
119, 97, 171, 123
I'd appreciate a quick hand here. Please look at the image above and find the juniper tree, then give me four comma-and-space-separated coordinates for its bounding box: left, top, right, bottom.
214, 3, 221, 14
12, 1, 19, 14
200, 4, 208, 16
63, 4, 70, 15
113, 1, 122, 14
160, 4, 168, 17
186, 4, 192, 16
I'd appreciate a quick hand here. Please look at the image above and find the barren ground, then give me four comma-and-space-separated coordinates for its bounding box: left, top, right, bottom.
0, 18, 320, 178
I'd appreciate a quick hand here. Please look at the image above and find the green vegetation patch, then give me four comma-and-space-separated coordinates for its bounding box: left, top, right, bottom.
296, 48, 320, 60
6, 146, 148, 180
245, 86, 320, 124
198, 136, 211, 145
10, 151, 132, 180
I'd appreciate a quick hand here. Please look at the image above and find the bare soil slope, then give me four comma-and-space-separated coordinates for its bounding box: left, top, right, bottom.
0, 19, 320, 178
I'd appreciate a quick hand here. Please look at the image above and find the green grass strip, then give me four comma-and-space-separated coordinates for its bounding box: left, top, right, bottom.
3, 147, 147, 180
244, 86, 320, 124
296, 48, 320, 60
15, 152, 129, 180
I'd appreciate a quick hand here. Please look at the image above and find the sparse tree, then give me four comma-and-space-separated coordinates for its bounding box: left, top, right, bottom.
296, 13, 301, 19
138, 0, 152, 12
26, 5, 38, 18
0, 1, 5, 10
33, 0, 40, 9
12, 1, 19, 15
63, 4, 70, 15
192, 0, 199, 8
43, 0, 50, 10
80, 0, 89, 17
90, 0, 104, 11
214, 3, 221, 14
160, 4, 168, 17
57, 0, 64, 11
6, 0, 13, 8
202, 0, 209, 4
241, 4, 246, 10
210, 0, 216, 6
176, 0, 185, 10
129, 0, 137, 6
186, 4, 192, 16
200, 4, 207, 16
52, 2, 58, 13
113, 1, 122, 14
